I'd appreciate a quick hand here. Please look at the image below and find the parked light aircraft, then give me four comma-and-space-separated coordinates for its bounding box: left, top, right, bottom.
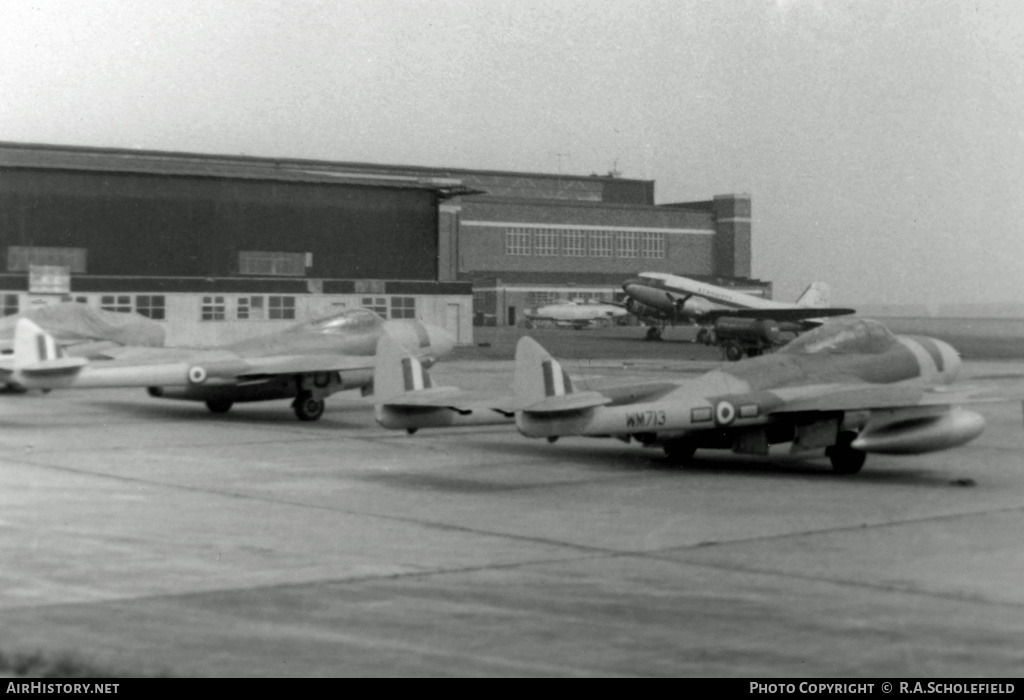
15, 308, 456, 421
522, 299, 629, 329
621, 272, 855, 359
375, 317, 1017, 474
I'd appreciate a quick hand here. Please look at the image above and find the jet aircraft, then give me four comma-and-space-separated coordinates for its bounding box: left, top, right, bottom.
621, 272, 855, 359
15, 308, 456, 421
522, 299, 629, 329
375, 317, 1016, 475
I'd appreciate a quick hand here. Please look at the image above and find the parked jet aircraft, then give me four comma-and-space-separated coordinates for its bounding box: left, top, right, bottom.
522, 299, 629, 329
376, 317, 1015, 475
621, 272, 855, 359
15, 308, 456, 421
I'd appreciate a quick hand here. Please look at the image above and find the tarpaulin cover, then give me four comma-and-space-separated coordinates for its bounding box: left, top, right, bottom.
0, 303, 166, 349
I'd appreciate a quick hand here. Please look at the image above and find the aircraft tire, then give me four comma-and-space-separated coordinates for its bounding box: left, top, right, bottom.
645, 327, 662, 341
695, 328, 709, 345
205, 399, 233, 414
723, 342, 744, 362
826, 432, 866, 475
663, 440, 697, 463
294, 395, 325, 421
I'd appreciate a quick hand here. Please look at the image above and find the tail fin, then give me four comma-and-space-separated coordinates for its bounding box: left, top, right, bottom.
514, 337, 574, 409
12, 318, 87, 389
795, 281, 831, 308
373, 336, 434, 403
513, 337, 610, 413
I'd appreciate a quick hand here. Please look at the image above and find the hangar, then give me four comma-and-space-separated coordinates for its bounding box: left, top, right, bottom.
0, 143, 475, 345
0, 142, 766, 342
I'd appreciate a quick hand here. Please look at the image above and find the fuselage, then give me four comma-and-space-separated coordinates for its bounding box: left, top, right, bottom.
523, 301, 628, 327
622, 272, 795, 320
58, 308, 456, 394
517, 318, 963, 441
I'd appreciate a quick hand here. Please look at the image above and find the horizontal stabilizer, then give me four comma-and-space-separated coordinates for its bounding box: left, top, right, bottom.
19, 356, 89, 375
519, 390, 612, 415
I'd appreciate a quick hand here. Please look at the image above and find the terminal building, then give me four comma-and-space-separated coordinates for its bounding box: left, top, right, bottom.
0, 142, 768, 343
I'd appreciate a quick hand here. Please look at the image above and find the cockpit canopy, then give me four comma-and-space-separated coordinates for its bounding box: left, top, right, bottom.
293, 308, 385, 334
778, 318, 897, 356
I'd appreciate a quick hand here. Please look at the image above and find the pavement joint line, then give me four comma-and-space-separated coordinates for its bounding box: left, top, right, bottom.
8, 449, 1024, 615
8, 450, 1024, 561
643, 553, 1024, 610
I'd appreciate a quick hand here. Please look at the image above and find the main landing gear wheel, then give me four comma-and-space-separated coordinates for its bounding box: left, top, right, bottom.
826, 431, 866, 475
663, 440, 697, 463
293, 394, 326, 421
695, 328, 710, 345
723, 342, 745, 362
645, 326, 663, 341
205, 399, 233, 414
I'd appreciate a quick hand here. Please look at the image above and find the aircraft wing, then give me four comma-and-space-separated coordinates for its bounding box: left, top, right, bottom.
767, 382, 1024, 413
702, 307, 856, 323
231, 354, 373, 379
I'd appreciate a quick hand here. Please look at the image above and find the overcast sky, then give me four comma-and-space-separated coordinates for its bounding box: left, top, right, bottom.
1, 0, 1022, 305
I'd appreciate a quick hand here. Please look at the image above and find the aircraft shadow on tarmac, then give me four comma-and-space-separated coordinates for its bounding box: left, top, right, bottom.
79, 397, 372, 427
441, 434, 954, 486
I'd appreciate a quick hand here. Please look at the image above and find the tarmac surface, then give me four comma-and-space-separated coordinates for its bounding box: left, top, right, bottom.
2, 322, 1024, 677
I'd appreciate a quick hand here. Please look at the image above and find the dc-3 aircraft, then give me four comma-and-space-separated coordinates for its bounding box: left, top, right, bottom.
14, 308, 456, 421
522, 299, 630, 329
375, 317, 1019, 475
621, 271, 855, 359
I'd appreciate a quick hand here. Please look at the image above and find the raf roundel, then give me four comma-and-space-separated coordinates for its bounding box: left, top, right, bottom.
715, 400, 736, 426
188, 365, 208, 384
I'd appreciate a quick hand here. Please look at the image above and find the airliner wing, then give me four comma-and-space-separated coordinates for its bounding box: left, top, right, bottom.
702, 307, 856, 322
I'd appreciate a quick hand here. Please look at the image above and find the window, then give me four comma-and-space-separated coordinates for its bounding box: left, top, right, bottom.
201, 296, 225, 321
641, 232, 665, 259
617, 232, 638, 258
362, 297, 388, 317
237, 295, 265, 321
528, 292, 562, 307
268, 296, 296, 320
534, 229, 559, 257
8, 247, 87, 273
238, 251, 305, 276
563, 230, 587, 257
136, 295, 166, 320
0, 294, 18, 317
100, 295, 132, 313
390, 296, 416, 319
590, 232, 613, 258
505, 228, 532, 256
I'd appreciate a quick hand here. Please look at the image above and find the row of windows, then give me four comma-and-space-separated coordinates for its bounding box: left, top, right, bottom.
99, 295, 166, 319
6, 248, 311, 277
201, 296, 297, 321
505, 229, 665, 259
360, 296, 417, 319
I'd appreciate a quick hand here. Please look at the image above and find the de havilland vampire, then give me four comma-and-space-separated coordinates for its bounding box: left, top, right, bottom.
15, 308, 455, 421
622, 271, 855, 359
376, 317, 1017, 474
522, 299, 630, 329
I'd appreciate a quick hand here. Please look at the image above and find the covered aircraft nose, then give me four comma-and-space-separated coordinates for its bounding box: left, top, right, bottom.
382, 320, 456, 358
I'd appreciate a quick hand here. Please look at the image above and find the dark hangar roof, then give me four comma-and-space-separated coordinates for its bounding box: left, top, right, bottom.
0, 141, 482, 199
